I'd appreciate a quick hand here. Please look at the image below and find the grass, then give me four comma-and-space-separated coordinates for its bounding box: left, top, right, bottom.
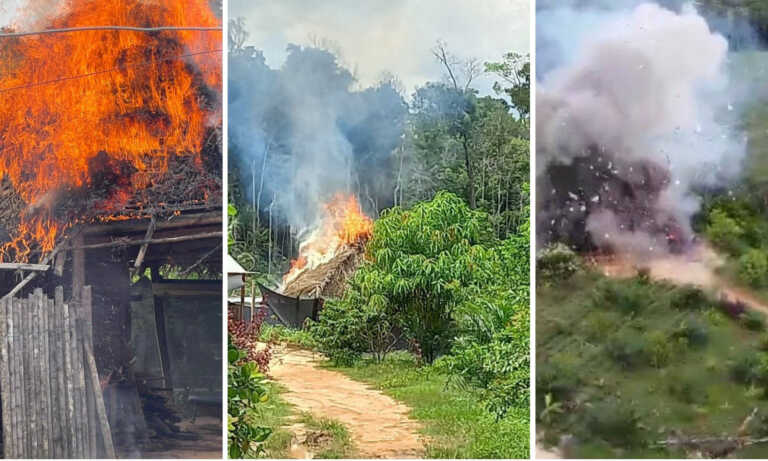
248, 381, 355, 458
259, 323, 316, 348
537, 270, 768, 458
326, 351, 530, 459
248, 382, 294, 458
297, 412, 355, 458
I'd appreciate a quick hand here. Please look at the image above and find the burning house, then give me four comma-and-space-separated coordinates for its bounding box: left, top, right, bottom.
0, 0, 222, 458
252, 194, 372, 329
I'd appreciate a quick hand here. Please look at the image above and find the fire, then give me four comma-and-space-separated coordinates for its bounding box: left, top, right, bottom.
282, 194, 373, 287
0, 0, 222, 261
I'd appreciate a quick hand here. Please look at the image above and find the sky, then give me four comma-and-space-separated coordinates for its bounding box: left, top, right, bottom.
230, 0, 530, 96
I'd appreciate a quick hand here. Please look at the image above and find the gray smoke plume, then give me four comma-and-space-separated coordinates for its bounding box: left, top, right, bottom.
228, 43, 405, 235
537, 2, 749, 256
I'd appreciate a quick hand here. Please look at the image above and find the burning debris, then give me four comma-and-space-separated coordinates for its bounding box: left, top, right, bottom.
0, 0, 222, 263
537, 3, 746, 256
280, 194, 372, 298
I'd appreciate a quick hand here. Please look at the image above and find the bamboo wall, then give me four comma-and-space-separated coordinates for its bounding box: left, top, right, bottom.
0, 286, 115, 459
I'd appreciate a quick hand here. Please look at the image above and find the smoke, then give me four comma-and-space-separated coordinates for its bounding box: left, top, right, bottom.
228, 43, 406, 234
537, 1, 750, 255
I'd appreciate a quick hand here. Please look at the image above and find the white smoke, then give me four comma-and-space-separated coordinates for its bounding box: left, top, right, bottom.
537, 2, 748, 254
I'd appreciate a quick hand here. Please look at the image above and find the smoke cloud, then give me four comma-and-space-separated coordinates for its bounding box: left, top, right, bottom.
537, 2, 749, 255
228, 44, 406, 234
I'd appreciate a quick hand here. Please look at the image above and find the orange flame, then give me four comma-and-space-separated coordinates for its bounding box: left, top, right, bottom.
0, 0, 222, 261
282, 194, 373, 287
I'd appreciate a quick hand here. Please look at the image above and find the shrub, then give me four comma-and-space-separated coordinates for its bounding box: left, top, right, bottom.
730, 353, 761, 385
667, 369, 707, 404
307, 300, 370, 366
672, 317, 709, 348
706, 208, 745, 255
585, 399, 644, 447
592, 279, 649, 315
537, 353, 582, 400
228, 340, 272, 458
228, 309, 272, 372
646, 331, 673, 368
741, 310, 767, 332
739, 249, 768, 288
671, 286, 709, 311
607, 329, 648, 369
537, 243, 579, 284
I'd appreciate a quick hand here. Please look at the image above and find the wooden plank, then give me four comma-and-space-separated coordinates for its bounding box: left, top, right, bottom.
62, 301, 76, 457
54, 287, 68, 457
11, 296, 21, 458
0, 298, 11, 458
82, 286, 97, 457
72, 304, 86, 458
43, 292, 53, 457
28, 288, 44, 458
22, 296, 30, 456
35, 290, 48, 457
131, 214, 157, 278
84, 346, 115, 458
0, 263, 50, 271
153, 295, 173, 389
70, 231, 222, 250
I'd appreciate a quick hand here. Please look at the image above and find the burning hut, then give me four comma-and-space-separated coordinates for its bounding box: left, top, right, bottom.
255, 194, 371, 328
0, 0, 223, 457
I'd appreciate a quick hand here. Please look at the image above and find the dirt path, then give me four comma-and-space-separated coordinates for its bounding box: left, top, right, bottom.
597, 243, 768, 315
267, 344, 425, 459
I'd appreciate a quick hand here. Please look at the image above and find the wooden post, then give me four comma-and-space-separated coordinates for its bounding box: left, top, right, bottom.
251, 277, 256, 325
240, 275, 245, 321
0, 298, 11, 458
62, 300, 76, 457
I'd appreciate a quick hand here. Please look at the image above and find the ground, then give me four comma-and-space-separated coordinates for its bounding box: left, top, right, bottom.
140, 416, 222, 459
265, 344, 424, 458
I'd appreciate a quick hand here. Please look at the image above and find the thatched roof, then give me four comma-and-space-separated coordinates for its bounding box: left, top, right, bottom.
281, 243, 365, 299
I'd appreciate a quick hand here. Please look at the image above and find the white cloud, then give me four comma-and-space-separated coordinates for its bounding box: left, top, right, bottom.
231, 0, 530, 95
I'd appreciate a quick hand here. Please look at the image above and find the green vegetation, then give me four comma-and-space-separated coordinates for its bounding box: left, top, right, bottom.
296, 412, 356, 459
537, 270, 768, 458
227, 340, 272, 458
329, 352, 529, 459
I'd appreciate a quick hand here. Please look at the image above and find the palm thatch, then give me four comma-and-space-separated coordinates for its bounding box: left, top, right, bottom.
281, 243, 365, 299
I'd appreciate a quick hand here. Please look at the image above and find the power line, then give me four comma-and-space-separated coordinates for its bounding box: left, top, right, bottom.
0, 49, 222, 94
0, 26, 221, 38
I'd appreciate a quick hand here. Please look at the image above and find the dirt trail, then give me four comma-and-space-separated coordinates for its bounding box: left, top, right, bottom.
267, 344, 425, 459
598, 243, 768, 315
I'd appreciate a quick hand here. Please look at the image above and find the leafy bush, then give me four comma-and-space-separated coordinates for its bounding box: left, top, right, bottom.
667, 369, 708, 404
333, 192, 495, 363
228, 340, 272, 458
537, 353, 582, 400
607, 329, 648, 369
706, 208, 745, 255
228, 309, 272, 372
739, 249, 768, 288
592, 279, 649, 315
730, 353, 762, 385
585, 399, 644, 447
645, 330, 673, 368
308, 300, 369, 366
672, 317, 709, 348
671, 286, 709, 310
537, 243, 579, 284
741, 310, 767, 332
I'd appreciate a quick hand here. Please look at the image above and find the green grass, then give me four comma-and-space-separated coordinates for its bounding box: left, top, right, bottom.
259, 324, 316, 348
248, 382, 294, 458
537, 270, 768, 458
326, 351, 530, 459
297, 412, 355, 458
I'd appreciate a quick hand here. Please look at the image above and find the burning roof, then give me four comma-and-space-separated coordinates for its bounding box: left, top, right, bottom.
280, 194, 372, 299
0, 0, 222, 263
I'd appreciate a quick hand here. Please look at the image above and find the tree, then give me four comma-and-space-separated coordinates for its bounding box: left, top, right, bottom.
344, 192, 495, 363
485, 52, 530, 124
